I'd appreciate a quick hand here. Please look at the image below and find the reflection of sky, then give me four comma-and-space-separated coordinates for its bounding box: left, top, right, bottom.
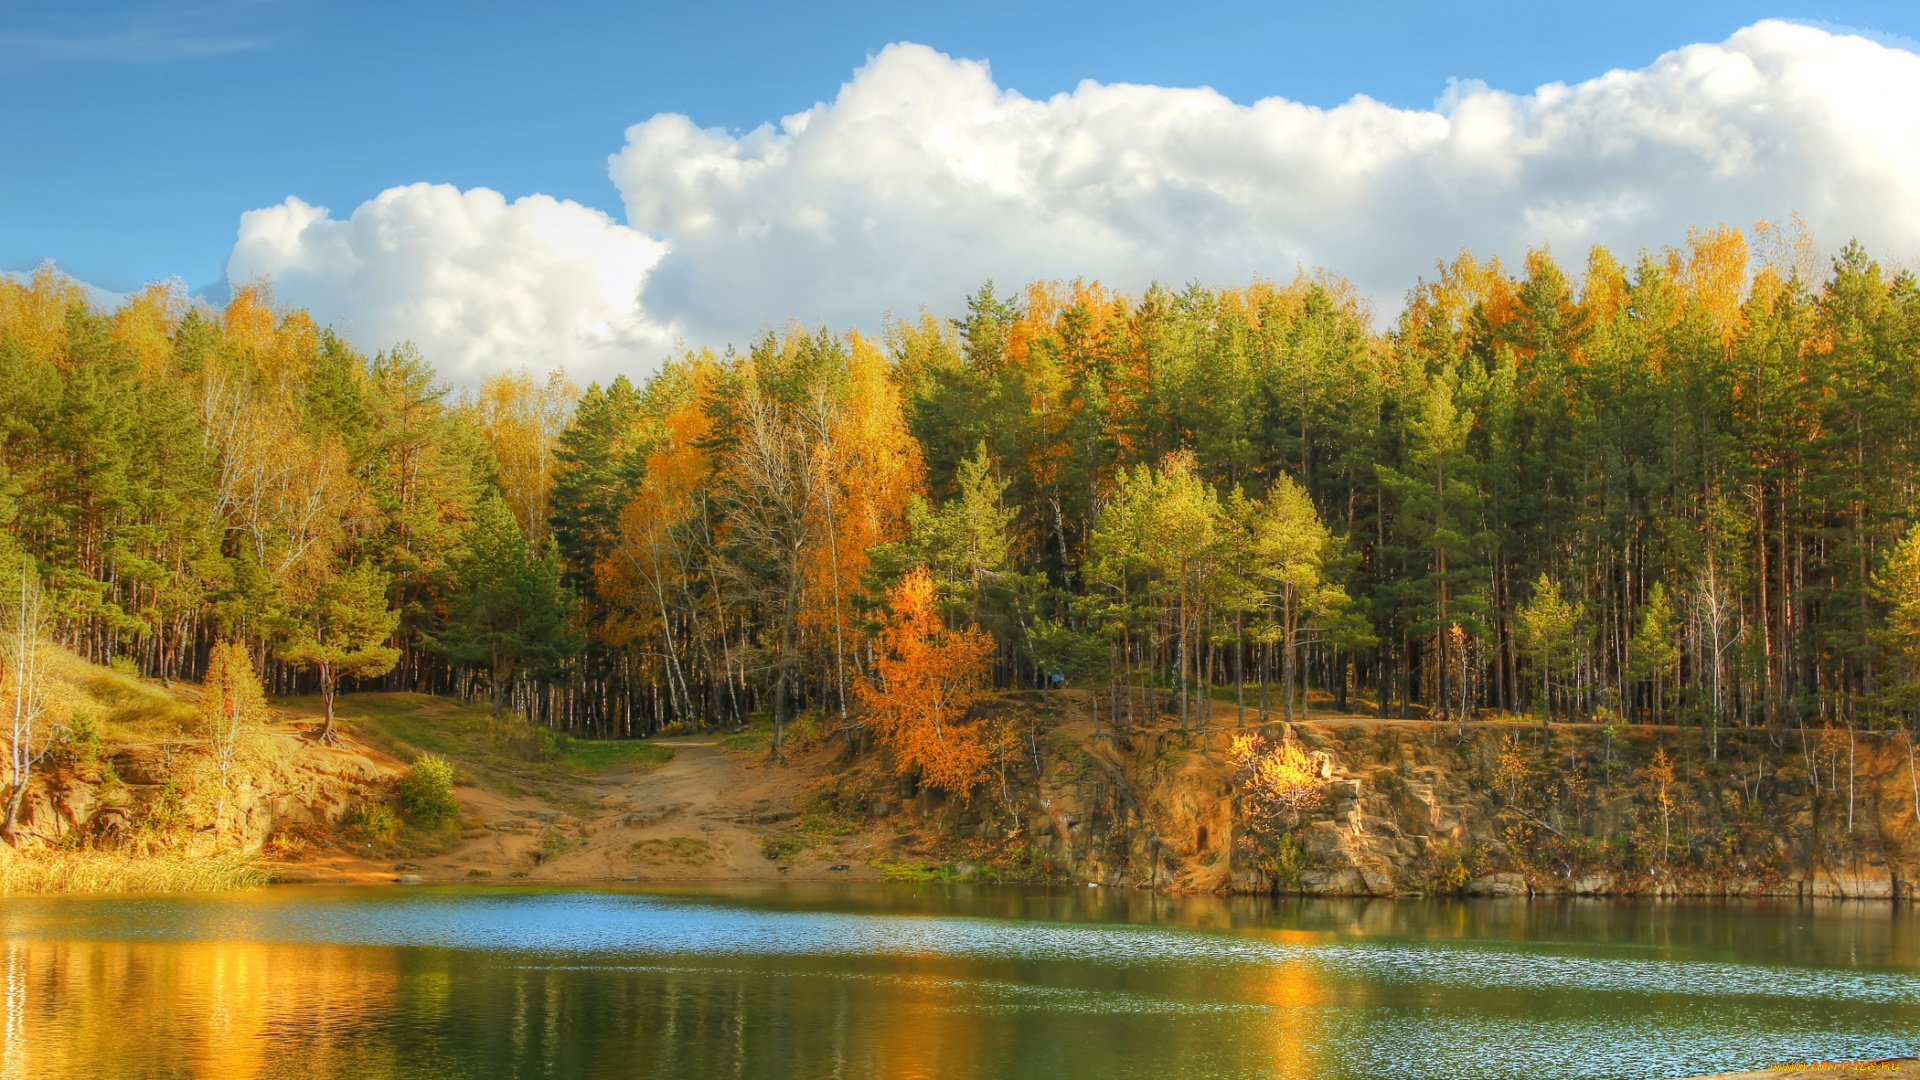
14, 891, 1920, 1004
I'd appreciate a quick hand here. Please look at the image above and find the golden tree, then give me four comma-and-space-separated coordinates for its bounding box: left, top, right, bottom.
470, 366, 579, 547
802, 334, 923, 736
1230, 733, 1326, 828
856, 567, 1001, 797
1, 550, 53, 843
200, 641, 267, 839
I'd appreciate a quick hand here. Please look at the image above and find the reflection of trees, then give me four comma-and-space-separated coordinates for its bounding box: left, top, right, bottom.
1248, 949, 1329, 1080
3, 918, 1356, 1080
1, 941, 399, 1079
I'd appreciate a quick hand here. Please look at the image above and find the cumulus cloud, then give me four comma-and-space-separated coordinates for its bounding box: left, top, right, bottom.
226, 183, 670, 381
232, 20, 1920, 380
615, 20, 1920, 344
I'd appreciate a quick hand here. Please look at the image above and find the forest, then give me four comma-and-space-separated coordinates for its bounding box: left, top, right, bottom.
4, 220, 1920, 783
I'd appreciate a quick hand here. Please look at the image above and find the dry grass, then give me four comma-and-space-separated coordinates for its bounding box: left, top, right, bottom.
0, 850, 272, 895
43, 647, 198, 743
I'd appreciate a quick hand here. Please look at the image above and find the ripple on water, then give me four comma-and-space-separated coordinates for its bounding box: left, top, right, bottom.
13, 890, 1920, 1008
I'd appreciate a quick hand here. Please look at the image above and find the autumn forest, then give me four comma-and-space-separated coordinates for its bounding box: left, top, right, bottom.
5, 221, 1920, 793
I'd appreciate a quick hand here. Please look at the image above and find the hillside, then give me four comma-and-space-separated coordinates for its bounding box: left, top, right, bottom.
308, 686, 1920, 899
15, 651, 1918, 900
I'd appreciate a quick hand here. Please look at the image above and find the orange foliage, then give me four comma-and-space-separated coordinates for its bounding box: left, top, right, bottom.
112, 280, 189, 380
470, 366, 579, 547
801, 333, 922, 635
1581, 246, 1630, 324
0, 263, 89, 362
856, 567, 1002, 796
1229, 732, 1325, 826
599, 357, 717, 652
222, 282, 319, 395
1669, 224, 1750, 344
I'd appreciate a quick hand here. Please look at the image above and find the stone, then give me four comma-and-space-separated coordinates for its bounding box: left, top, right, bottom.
1571, 874, 1610, 896
1358, 861, 1397, 896
108, 746, 174, 786
1465, 873, 1528, 898
396, 874, 423, 885
624, 803, 689, 828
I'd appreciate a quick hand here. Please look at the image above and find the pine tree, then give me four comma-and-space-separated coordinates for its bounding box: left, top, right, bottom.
282, 562, 402, 742
433, 496, 575, 717
1627, 583, 1681, 725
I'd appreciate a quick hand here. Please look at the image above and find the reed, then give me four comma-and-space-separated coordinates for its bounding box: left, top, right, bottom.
0, 851, 273, 895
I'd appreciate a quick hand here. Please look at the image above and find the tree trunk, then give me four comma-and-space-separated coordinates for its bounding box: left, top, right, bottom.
317, 664, 340, 744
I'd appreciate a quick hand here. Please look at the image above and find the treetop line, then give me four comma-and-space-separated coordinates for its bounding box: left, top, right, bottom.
3, 221, 1919, 767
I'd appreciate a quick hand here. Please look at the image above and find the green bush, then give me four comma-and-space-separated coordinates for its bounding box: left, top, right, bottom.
349, 802, 400, 842
397, 754, 459, 829
61, 709, 101, 766
534, 831, 571, 863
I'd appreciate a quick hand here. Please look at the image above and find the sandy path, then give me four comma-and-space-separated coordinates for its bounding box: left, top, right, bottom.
287, 735, 886, 886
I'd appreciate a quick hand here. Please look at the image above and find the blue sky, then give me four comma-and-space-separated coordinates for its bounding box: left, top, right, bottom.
7, 2, 1920, 380
6, 0, 1915, 294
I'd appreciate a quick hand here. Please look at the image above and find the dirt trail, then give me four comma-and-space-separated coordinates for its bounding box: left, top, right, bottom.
282, 733, 886, 886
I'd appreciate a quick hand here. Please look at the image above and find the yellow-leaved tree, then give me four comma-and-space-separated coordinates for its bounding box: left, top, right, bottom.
200, 641, 267, 841
857, 567, 1001, 798
1875, 521, 1920, 821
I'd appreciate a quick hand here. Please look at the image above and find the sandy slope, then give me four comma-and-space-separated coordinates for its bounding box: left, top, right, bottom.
278, 733, 887, 886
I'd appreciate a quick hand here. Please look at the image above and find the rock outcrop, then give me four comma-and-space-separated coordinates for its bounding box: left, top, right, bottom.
849, 692, 1920, 900
8, 726, 402, 855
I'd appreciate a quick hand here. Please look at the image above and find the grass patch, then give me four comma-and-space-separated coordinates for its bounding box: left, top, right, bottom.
631, 836, 712, 864
533, 831, 573, 864
798, 812, 856, 839
869, 841, 1068, 885
870, 858, 956, 882
721, 721, 774, 753
305, 692, 675, 801
0, 851, 271, 894
758, 833, 803, 861
560, 740, 673, 772
45, 647, 197, 744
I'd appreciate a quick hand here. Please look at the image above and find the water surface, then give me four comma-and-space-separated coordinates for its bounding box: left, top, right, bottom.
2, 884, 1915, 1079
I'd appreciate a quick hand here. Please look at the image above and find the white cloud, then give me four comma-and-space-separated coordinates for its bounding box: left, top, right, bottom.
613, 20, 1920, 345
226, 184, 671, 382
232, 20, 1920, 380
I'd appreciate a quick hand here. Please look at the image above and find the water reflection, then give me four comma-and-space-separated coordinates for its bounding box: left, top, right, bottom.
0, 886, 1915, 1080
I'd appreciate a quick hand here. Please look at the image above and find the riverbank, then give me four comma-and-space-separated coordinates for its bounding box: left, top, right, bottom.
799, 689, 1920, 900
15, 651, 1920, 900
0, 851, 270, 894
282, 687, 1920, 902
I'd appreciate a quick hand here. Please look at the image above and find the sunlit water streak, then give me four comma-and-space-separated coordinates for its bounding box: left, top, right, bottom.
2, 886, 1916, 1079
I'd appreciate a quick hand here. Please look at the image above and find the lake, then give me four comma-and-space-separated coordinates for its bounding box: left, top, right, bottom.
1, 884, 1915, 1079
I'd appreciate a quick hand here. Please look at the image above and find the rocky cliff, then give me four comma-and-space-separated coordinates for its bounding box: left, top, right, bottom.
827, 690, 1920, 900
10, 725, 403, 856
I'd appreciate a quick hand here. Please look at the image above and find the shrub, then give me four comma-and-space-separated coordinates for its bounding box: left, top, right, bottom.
533, 831, 571, 863
397, 754, 459, 828
349, 802, 400, 842
60, 709, 102, 768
